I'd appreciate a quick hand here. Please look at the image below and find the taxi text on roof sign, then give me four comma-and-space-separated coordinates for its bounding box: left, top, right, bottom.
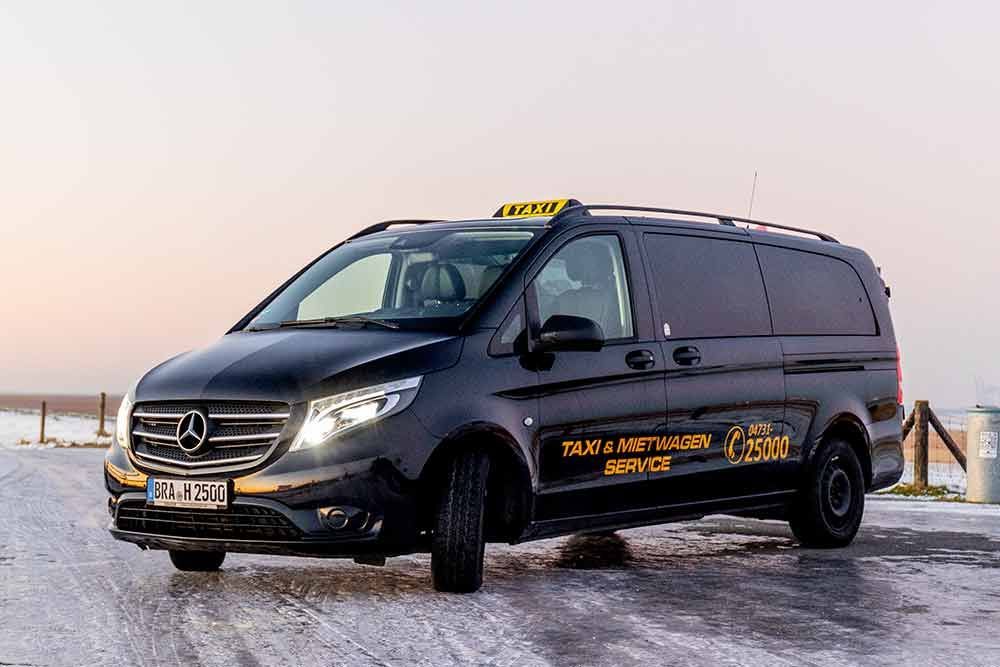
494, 199, 576, 219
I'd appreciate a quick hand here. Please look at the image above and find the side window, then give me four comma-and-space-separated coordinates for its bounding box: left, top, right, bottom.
532, 235, 634, 340
489, 296, 527, 356
644, 234, 771, 338
298, 253, 391, 320
756, 245, 877, 335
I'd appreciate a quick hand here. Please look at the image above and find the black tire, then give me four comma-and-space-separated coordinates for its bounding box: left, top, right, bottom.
168, 550, 226, 572
789, 439, 865, 548
431, 449, 490, 593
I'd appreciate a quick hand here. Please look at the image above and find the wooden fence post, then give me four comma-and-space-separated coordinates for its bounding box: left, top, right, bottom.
97, 392, 109, 437
39, 400, 47, 443
912, 400, 930, 489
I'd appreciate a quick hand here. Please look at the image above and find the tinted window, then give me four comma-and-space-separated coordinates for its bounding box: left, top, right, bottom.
532, 235, 634, 340
756, 245, 876, 335
489, 296, 527, 356
246, 229, 538, 330
644, 234, 771, 338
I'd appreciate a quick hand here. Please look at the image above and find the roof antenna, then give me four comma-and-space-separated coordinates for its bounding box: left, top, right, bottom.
747, 170, 758, 218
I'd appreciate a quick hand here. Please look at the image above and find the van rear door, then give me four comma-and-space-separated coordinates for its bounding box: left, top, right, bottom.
754, 243, 895, 485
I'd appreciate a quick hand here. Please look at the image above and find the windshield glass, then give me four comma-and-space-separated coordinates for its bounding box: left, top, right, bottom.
246, 228, 539, 330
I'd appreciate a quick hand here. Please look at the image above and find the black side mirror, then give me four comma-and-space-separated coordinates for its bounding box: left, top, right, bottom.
536, 315, 605, 352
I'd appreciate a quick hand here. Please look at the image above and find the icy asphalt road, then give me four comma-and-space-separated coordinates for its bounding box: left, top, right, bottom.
1, 448, 999, 667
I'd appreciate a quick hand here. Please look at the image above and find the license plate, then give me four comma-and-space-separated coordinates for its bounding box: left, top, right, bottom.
146, 478, 228, 509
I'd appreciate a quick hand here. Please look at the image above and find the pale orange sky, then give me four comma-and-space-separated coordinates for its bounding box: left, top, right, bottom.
2, 1, 998, 407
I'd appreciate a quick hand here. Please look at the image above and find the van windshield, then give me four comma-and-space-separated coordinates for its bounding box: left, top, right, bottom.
245, 228, 539, 331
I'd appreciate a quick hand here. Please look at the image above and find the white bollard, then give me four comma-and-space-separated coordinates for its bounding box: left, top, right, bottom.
967, 407, 1000, 503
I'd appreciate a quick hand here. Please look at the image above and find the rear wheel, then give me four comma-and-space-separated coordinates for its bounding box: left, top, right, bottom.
168, 550, 226, 572
789, 439, 865, 548
431, 449, 490, 593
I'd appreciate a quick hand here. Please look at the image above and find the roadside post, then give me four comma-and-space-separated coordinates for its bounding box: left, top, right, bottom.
97, 392, 110, 437
966, 407, 1000, 503
912, 400, 930, 489
39, 400, 47, 443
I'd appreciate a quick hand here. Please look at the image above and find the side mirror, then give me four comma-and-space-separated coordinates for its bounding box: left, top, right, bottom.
536, 315, 605, 352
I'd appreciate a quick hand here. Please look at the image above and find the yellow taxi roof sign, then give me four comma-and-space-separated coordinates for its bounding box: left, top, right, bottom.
493, 198, 580, 219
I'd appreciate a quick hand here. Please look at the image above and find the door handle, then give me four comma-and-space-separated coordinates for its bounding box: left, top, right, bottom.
672, 346, 701, 366
626, 349, 656, 370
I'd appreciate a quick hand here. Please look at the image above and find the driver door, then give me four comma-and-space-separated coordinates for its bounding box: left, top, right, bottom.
527, 229, 667, 522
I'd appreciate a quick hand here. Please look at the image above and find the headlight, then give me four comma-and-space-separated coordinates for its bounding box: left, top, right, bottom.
115, 394, 133, 450
291, 376, 422, 451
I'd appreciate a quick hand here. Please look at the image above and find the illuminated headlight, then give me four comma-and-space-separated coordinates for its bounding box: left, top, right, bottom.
115, 394, 133, 450
291, 376, 422, 451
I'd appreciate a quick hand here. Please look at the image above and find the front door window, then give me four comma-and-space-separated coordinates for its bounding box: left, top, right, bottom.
533, 235, 634, 340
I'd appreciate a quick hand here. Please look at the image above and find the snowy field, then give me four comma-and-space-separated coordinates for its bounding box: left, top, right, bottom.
0, 409, 112, 449
899, 460, 967, 494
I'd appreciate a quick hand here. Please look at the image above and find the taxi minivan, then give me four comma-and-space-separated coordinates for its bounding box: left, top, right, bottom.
105, 199, 904, 592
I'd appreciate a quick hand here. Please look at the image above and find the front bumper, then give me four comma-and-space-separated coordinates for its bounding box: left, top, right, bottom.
105, 418, 430, 557
108, 494, 413, 558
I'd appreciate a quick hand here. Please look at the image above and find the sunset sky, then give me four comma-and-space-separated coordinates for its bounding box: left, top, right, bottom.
2, 1, 998, 407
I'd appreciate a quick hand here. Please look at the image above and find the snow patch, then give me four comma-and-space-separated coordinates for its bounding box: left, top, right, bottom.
0, 409, 113, 449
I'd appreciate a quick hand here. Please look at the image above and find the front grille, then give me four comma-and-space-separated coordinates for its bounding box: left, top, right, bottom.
139, 442, 271, 464
116, 501, 302, 541
130, 400, 290, 474
136, 402, 289, 416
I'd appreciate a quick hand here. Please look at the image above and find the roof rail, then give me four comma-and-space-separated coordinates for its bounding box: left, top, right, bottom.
549, 204, 838, 243
348, 219, 443, 240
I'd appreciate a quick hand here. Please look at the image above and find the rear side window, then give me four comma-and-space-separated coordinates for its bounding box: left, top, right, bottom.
644, 234, 771, 338
756, 245, 876, 336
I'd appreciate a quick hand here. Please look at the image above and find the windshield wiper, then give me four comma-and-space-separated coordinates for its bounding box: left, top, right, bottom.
274, 316, 400, 330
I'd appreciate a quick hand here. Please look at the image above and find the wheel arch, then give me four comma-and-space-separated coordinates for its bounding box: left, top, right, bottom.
419, 421, 533, 542
816, 413, 873, 489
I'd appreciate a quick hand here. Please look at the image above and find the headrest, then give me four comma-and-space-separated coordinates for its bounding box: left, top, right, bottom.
420, 263, 466, 302
478, 265, 504, 296
564, 240, 614, 285
402, 261, 431, 292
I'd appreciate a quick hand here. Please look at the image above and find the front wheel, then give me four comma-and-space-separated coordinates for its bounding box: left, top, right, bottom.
431, 449, 490, 593
169, 550, 226, 572
788, 439, 865, 548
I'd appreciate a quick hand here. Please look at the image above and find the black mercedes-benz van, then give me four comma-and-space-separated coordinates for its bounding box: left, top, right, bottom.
106, 199, 904, 592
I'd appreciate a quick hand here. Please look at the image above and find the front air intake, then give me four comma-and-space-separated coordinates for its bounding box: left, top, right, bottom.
116, 501, 301, 541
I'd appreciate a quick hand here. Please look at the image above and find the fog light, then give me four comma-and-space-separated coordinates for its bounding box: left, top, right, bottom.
321, 508, 350, 530
318, 505, 370, 531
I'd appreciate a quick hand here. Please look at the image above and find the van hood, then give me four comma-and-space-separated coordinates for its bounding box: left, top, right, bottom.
134, 329, 463, 405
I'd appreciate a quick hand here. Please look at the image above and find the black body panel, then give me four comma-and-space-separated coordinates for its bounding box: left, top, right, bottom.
137, 329, 462, 404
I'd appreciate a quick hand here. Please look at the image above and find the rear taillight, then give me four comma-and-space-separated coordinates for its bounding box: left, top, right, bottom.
896, 346, 904, 405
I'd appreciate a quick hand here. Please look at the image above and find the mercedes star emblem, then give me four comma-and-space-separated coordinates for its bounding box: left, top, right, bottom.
176, 410, 209, 454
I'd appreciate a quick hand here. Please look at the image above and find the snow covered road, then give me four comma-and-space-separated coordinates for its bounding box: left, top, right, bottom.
1, 447, 998, 666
